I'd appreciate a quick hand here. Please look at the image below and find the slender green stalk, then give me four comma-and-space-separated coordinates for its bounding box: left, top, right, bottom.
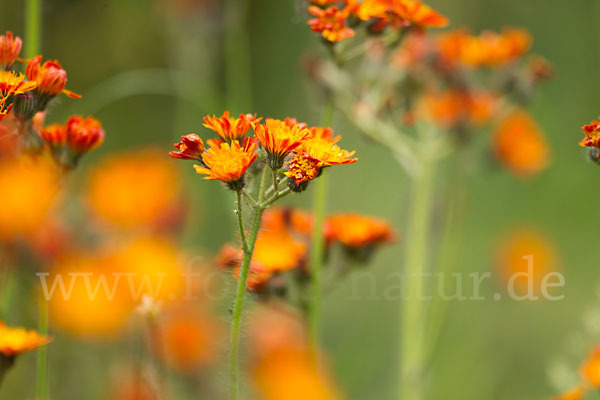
400, 154, 436, 400
36, 297, 49, 400
224, 0, 252, 111
25, 0, 42, 59
236, 190, 249, 252
308, 99, 335, 354
229, 167, 269, 400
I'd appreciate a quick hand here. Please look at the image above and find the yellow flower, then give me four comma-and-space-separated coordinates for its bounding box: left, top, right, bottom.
86, 150, 181, 230
202, 111, 258, 142
0, 322, 51, 356
254, 118, 310, 169
194, 139, 257, 188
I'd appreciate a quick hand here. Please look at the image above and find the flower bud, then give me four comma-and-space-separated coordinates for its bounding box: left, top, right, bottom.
0, 31, 22, 68
12, 93, 37, 120
169, 133, 205, 161
25, 56, 81, 106
65, 115, 105, 155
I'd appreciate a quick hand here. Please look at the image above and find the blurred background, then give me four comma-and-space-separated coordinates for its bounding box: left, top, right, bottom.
0, 0, 599, 399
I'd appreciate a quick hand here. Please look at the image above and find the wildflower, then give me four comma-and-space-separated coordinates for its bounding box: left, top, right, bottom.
461, 28, 531, 67
398, 0, 448, 29
492, 110, 549, 177
0, 157, 59, 239
308, 5, 355, 43
581, 347, 600, 387
254, 118, 310, 169
202, 111, 257, 142
158, 310, 221, 371
0, 71, 37, 121
193, 140, 257, 189
494, 228, 558, 297
580, 121, 600, 150
87, 150, 181, 229
65, 115, 104, 155
355, 0, 447, 31
25, 55, 81, 101
0, 322, 51, 356
285, 152, 321, 186
49, 253, 135, 337
252, 230, 307, 273
327, 213, 394, 248
553, 387, 585, 400
169, 133, 205, 161
422, 90, 497, 128
310, 0, 340, 5
0, 31, 22, 68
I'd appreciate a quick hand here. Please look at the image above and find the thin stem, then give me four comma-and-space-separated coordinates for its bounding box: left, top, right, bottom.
236, 190, 249, 252
229, 166, 269, 400
25, 0, 42, 59
400, 153, 436, 400
271, 168, 279, 194
36, 296, 49, 400
241, 189, 259, 210
308, 98, 335, 354
262, 187, 291, 208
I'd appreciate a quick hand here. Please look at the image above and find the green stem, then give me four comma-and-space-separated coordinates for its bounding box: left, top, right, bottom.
25, 0, 42, 59
229, 167, 269, 400
400, 154, 436, 400
36, 297, 49, 400
262, 187, 291, 208
224, 0, 252, 111
236, 190, 249, 252
308, 98, 335, 354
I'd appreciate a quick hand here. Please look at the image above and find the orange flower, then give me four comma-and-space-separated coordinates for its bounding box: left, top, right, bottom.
285, 152, 322, 186
39, 123, 67, 148
193, 139, 257, 187
202, 111, 257, 142
308, 5, 355, 42
0, 31, 22, 68
327, 213, 394, 248
355, 0, 447, 31
86, 150, 181, 229
252, 230, 307, 273
460, 28, 531, 67
0, 322, 51, 356
422, 90, 497, 127
492, 110, 550, 178
0, 157, 59, 239
0, 71, 37, 121
254, 118, 309, 169
398, 0, 448, 28
494, 228, 558, 297
25, 55, 81, 99
582, 347, 600, 387
65, 115, 105, 154
169, 133, 205, 161
580, 121, 600, 149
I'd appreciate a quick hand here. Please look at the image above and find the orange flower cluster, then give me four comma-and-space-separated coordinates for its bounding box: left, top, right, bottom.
308, 0, 447, 43
0, 322, 51, 357
216, 208, 393, 291
437, 28, 531, 67
170, 111, 356, 191
421, 89, 497, 128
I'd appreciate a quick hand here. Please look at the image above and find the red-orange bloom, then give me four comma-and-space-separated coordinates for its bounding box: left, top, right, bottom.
39, 123, 67, 148
254, 118, 310, 168
580, 121, 600, 149
327, 213, 394, 248
25, 55, 80, 99
308, 5, 355, 42
0, 31, 22, 68
65, 115, 105, 154
194, 140, 257, 184
203, 111, 257, 141
0, 71, 37, 121
355, 0, 447, 31
492, 110, 549, 178
398, 0, 448, 28
170, 133, 205, 161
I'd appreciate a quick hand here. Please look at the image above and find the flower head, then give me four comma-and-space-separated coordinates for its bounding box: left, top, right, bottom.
355, 0, 447, 31
0, 322, 51, 356
39, 123, 67, 148
0, 71, 37, 121
194, 139, 257, 188
492, 110, 549, 178
0, 31, 22, 68
25, 55, 81, 99
327, 213, 394, 248
398, 0, 448, 29
65, 115, 105, 154
203, 111, 257, 142
580, 121, 600, 149
308, 5, 355, 43
170, 133, 205, 161
252, 230, 307, 273
254, 118, 310, 169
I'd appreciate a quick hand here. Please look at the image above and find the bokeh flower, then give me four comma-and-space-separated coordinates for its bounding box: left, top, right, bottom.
0, 31, 22, 68
87, 150, 181, 229
327, 213, 394, 248
193, 139, 257, 188
355, 0, 447, 31
422, 89, 497, 128
492, 110, 550, 178
252, 230, 307, 273
169, 133, 205, 161
553, 387, 585, 400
